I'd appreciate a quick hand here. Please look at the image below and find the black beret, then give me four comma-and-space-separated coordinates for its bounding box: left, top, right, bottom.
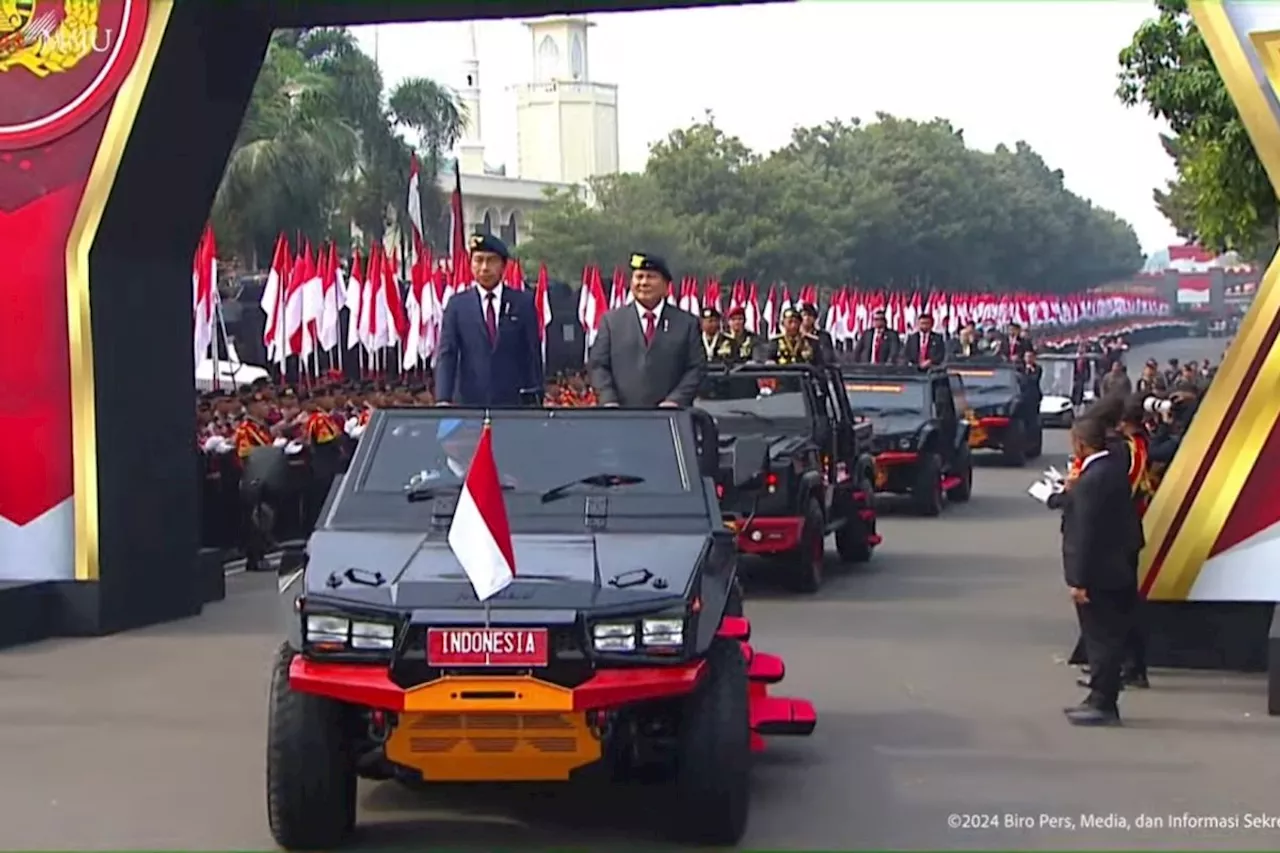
701, 306, 721, 320
727, 305, 746, 318
468, 232, 510, 260
628, 252, 672, 281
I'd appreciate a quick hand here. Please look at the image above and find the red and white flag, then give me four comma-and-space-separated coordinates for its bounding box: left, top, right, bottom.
447, 421, 516, 602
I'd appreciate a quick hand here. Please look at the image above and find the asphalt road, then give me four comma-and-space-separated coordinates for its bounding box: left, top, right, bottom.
4, 334, 1277, 852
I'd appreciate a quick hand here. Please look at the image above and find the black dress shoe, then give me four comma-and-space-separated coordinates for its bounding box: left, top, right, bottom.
1123, 672, 1150, 688
1077, 677, 1124, 691
1065, 705, 1121, 726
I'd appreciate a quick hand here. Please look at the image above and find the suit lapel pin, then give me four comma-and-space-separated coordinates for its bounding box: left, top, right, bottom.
663, 318, 669, 333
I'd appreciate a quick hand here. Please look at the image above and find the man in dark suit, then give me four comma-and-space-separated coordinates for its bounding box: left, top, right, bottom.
947, 322, 981, 360
900, 312, 947, 368
1053, 417, 1143, 726
435, 233, 544, 408
994, 322, 1034, 361
853, 308, 901, 364
588, 252, 705, 408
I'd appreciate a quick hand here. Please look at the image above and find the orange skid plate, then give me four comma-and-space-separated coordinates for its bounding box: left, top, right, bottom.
386, 707, 602, 782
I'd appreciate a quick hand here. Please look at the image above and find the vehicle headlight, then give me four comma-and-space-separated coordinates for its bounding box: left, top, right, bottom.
642, 618, 684, 647
897, 436, 913, 450
592, 622, 636, 652
304, 614, 397, 651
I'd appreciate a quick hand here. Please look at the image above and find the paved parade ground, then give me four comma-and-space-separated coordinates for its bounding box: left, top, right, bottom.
4, 337, 1278, 851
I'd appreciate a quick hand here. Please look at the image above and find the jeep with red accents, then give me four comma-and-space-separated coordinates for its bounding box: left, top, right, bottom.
694, 363, 881, 594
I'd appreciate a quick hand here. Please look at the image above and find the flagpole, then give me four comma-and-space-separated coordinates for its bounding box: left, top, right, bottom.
482, 409, 493, 630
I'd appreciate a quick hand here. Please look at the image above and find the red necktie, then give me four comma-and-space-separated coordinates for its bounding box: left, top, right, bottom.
918, 333, 927, 366
484, 292, 497, 344
873, 332, 882, 363
643, 311, 656, 345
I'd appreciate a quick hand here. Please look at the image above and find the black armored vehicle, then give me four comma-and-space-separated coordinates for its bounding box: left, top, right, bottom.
946, 358, 1043, 465
840, 365, 973, 515
694, 363, 881, 593
267, 407, 815, 850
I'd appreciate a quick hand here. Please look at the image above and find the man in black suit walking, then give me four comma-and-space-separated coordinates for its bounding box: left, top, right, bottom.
853, 309, 901, 364
588, 252, 706, 408
900, 313, 947, 368
1054, 417, 1144, 726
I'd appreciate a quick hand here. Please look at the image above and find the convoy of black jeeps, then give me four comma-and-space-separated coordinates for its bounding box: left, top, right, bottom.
691, 358, 1044, 592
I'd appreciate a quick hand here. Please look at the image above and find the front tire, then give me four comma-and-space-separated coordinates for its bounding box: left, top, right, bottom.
947, 447, 973, 503
668, 638, 751, 845
835, 477, 874, 563
266, 643, 358, 851
911, 453, 944, 516
1002, 421, 1027, 467
789, 499, 826, 593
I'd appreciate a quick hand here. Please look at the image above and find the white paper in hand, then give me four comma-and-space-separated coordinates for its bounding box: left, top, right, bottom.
1028, 479, 1054, 504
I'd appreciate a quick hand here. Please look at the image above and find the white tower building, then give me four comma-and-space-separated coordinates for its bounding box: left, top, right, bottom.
457, 21, 486, 175
514, 15, 620, 184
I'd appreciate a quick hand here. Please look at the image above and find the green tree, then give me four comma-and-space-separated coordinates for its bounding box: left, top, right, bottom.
1117, 0, 1277, 258
525, 113, 1142, 292
210, 28, 463, 265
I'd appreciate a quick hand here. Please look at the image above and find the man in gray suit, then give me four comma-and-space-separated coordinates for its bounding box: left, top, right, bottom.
588, 252, 706, 408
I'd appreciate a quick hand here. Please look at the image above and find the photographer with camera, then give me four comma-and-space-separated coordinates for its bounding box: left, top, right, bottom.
1143, 381, 1200, 469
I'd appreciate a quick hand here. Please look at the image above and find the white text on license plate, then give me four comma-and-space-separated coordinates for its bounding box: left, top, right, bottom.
427, 627, 549, 667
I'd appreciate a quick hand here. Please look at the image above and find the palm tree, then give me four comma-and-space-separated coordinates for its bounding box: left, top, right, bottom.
389, 77, 465, 250
211, 33, 360, 263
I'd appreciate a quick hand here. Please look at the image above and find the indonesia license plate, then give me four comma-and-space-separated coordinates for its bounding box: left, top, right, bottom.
427, 627, 549, 667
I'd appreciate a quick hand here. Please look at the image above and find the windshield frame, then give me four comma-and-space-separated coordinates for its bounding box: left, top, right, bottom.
947, 366, 1019, 396
842, 379, 931, 417
694, 372, 816, 424
325, 407, 712, 531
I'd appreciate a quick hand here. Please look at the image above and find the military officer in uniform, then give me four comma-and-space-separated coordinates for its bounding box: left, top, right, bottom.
717, 306, 757, 364
799, 302, 836, 363
699, 307, 731, 363
757, 307, 825, 365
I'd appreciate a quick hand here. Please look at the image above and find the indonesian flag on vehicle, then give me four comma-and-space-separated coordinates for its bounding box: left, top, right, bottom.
448, 421, 516, 602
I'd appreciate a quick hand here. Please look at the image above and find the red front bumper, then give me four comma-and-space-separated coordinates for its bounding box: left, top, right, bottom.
290, 657, 705, 712
732, 516, 804, 555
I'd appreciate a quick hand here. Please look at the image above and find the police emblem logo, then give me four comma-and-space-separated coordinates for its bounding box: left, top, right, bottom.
630, 253, 646, 269
0, 0, 100, 77
0, 0, 149, 151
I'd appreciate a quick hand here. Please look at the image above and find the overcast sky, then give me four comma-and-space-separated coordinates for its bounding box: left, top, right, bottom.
353, 2, 1179, 255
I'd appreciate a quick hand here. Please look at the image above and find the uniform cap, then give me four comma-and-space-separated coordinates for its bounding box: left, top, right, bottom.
701, 306, 721, 320
727, 305, 746, 319
628, 252, 672, 282
468, 232, 510, 260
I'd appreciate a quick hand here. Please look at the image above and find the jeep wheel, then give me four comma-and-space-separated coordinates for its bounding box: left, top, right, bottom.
267, 643, 358, 850
947, 448, 973, 503
668, 638, 751, 845
789, 499, 826, 593
911, 454, 944, 517
835, 477, 874, 563
1002, 422, 1027, 467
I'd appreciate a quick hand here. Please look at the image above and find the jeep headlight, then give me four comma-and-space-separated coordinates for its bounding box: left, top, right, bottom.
642, 618, 684, 648
304, 615, 397, 651
592, 622, 636, 652
897, 436, 914, 450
